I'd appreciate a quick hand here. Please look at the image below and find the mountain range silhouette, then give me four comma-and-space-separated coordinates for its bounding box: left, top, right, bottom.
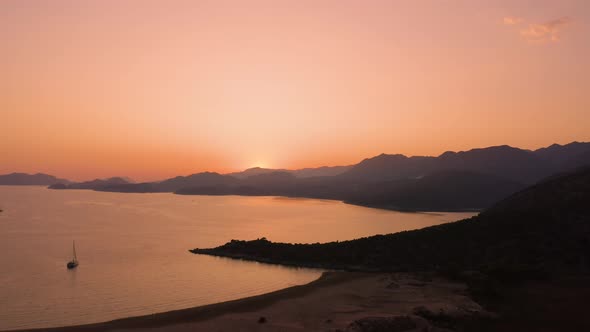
3, 141, 589, 211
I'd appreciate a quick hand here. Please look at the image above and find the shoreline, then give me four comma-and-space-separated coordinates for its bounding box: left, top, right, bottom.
189, 249, 380, 272
56, 185, 484, 213
8, 272, 358, 332
9, 271, 488, 332
2, 184, 483, 213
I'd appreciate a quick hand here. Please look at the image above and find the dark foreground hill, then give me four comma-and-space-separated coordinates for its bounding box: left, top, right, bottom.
192, 167, 590, 276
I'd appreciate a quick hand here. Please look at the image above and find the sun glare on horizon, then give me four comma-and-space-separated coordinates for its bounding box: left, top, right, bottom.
1, 1, 589, 331
1, 0, 589, 180
250, 162, 270, 169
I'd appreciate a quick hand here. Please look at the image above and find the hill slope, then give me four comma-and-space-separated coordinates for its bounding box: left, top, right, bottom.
345, 170, 524, 211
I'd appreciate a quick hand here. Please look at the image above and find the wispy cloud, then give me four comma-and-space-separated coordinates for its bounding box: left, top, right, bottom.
503, 16, 572, 44
503, 16, 524, 25
520, 17, 571, 43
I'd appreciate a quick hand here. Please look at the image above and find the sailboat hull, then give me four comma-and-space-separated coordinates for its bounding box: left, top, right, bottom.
67, 240, 79, 269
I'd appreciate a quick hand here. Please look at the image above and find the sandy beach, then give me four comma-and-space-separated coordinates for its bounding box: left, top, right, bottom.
14, 272, 487, 332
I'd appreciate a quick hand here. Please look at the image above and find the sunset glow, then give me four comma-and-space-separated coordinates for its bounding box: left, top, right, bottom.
2, 0, 589, 181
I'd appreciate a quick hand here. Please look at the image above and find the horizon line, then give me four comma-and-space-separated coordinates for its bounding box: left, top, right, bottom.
2, 140, 587, 183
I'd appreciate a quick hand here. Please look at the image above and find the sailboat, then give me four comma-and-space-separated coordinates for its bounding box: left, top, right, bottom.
67, 241, 79, 269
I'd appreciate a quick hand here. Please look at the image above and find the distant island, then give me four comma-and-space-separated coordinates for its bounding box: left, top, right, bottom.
0, 173, 70, 186
4, 141, 590, 212
48, 177, 132, 190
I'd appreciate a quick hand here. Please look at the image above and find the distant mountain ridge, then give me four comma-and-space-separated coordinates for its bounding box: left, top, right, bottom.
0, 173, 71, 185
172, 141, 590, 210
228, 165, 353, 179
157, 172, 238, 192
13, 141, 590, 211
341, 144, 565, 184
48, 177, 132, 190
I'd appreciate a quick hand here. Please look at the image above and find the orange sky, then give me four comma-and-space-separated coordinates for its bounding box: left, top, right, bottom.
2, 0, 589, 181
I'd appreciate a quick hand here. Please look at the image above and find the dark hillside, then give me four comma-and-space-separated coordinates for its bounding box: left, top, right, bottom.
192, 167, 590, 275
345, 170, 524, 211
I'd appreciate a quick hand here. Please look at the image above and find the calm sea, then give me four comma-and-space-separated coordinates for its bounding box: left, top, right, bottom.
0, 186, 475, 330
